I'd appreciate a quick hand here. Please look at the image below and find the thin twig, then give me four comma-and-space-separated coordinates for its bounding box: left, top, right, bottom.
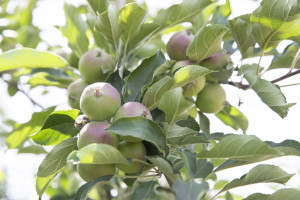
289, 47, 300, 73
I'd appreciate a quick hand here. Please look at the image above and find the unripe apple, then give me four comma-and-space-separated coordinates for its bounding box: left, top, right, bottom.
80, 82, 121, 121
196, 83, 226, 113
137, 43, 158, 58
77, 163, 115, 182
200, 52, 231, 69
187, 104, 198, 119
166, 30, 194, 61
171, 60, 194, 75
78, 49, 114, 83
114, 102, 152, 142
67, 79, 88, 109
77, 121, 118, 149
116, 141, 147, 174
74, 114, 90, 130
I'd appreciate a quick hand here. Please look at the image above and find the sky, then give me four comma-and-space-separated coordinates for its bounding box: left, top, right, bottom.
0, 0, 300, 199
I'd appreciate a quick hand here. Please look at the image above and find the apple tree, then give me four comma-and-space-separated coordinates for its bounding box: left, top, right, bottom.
1, 0, 300, 199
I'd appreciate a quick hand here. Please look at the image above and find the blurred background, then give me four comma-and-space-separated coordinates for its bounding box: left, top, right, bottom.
0, 0, 299, 199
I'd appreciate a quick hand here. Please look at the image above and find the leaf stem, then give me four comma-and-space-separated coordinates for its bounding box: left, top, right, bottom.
256, 49, 265, 76
289, 47, 300, 73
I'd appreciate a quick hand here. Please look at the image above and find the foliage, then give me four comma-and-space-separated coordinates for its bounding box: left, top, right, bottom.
0, 0, 300, 199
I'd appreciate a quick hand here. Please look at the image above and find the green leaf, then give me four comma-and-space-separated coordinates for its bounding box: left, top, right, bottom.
186, 24, 229, 62
18, 145, 47, 154
266, 139, 300, 157
61, 3, 89, 56
244, 188, 300, 200
158, 88, 190, 125
176, 115, 200, 132
178, 150, 213, 179
153, 0, 212, 28
216, 164, 294, 196
214, 159, 252, 172
6, 107, 56, 149
250, 0, 300, 50
269, 43, 300, 70
192, 3, 217, 32
172, 65, 212, 88
107, 117, 167, 152
172, 180, 209, 200
31, 109, 80, 146
74, 175, 112, 200
244, 74, 295, 118
124, 51, 166, 102
36, 138, 78, 197
199, 135, 283, 162
199, 112, 210, 134
228, 14, 256, 58
238, 64, 264, 75
87, 0, 109, 14
95, 5, 120, 47
215, 103, 248, 133
119, 3, 147, 47
167, 124, 200, 145
131, 181, 158, 200
0, 48, 68, 72
142, 76, 174, 110
27, 71, 73, 88
69, 143, 128, 165
147, 156, 179, 181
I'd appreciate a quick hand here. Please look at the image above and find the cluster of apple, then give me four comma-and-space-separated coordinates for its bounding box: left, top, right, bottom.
67, 50, 151, 182
166, 30, 230, 113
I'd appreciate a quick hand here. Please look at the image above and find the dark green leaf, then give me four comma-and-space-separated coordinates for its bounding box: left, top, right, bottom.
124, 51, 165, 102
266, 139, 300, 156
244, 188, 300, 200
172, 180, 209, 200
158, 88, 190, 125
107, 117, 167, 153
199, 112, 210, 134
0, 49, 68, 72
176, 115, 200, 132
6, 107, 56, 149
250, 0, 300, 50
199, 135, 283, 162
31, 110, 80, 146
167, 124, 199, 145
147, 156, 179, 181
244, 74, 295, 118
131, 181, 158, 200
186, 25, 229, 62
36, 138, 78, 197
61, 3, 89, 56
74, 175, 112, 200
215, 103, 248, 133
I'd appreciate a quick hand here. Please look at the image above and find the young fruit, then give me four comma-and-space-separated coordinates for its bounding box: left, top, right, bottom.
113, 102, 152, 142
74, 114, 90, 130
77, 163, 115, 182
116, 141, 147, 174
77, 121, 118, 149
166, 30, 194, 61
80, 82, 121, 121
67, 79, 88, 109
200, 52, 231, 69
78, 49, 114, 83
196, 83, 226, 113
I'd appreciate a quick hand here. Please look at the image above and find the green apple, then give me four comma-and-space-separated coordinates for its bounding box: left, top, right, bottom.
116, 141, 147, 174
196, 83, 226, 113
77, 163, 115, 182
67, 79, 88, 110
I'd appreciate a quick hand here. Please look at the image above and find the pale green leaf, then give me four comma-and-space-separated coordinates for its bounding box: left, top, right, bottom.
147, 156, 179, 181
87, 0, 109, 14
244, 74, 295, 118
250, 0, 300, 50
187, 24, 229, 61
172, 180, 209, 200
167, 124, 199, 145
158, 88, 190, 125
244, 188, 300, 200
0, 48, 68, 72
199, 135, 283, 162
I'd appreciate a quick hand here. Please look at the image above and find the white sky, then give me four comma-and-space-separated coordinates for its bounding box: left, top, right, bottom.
0, 0, 300, 199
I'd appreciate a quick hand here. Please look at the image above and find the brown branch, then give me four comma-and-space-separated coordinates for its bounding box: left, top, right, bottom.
228, 69, 300, 90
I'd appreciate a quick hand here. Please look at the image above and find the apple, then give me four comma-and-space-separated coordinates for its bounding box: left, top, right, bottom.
113, 102, 152, 142
200, 52, 231, 70
74, 114, 90, 130
196, 83, 226, 113
80, 82, 121, 121
78, 49, 114, 83
166, 30, 194, 61
77, 121, 118, 149
67, 79, 88, 110
77, 163, 115, 182
116, 141, 147, 174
